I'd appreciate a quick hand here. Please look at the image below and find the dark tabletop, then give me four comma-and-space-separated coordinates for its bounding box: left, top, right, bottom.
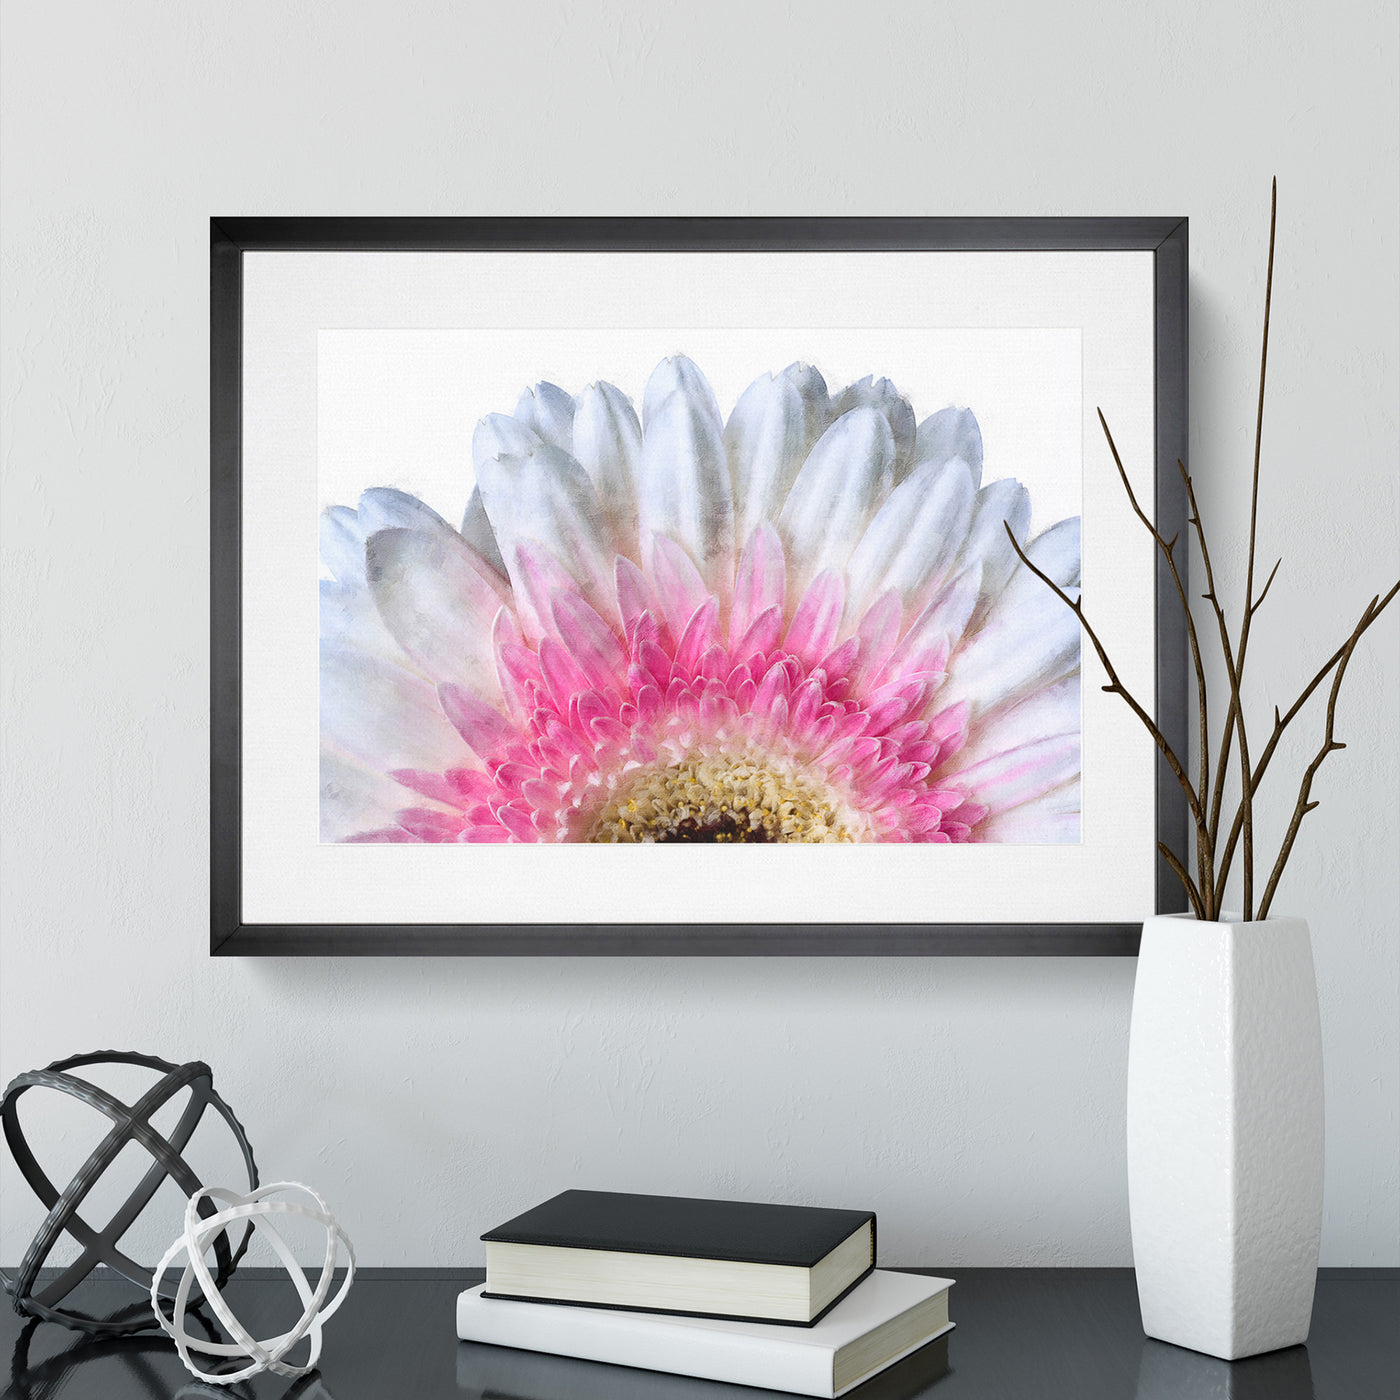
3, 1268, 1395, 1400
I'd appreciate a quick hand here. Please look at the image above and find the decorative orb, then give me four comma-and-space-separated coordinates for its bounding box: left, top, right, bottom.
0, 1050, 259, 1334
152, 1182, 355, 1385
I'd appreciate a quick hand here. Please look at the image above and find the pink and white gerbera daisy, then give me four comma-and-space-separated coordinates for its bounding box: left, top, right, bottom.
319, 357, 1081, 844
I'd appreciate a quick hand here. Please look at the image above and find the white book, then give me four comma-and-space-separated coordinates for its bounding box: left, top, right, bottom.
456, 1269, 955, 1399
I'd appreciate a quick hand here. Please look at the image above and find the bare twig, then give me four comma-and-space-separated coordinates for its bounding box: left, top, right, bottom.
1098, 411, 1214, 915
1018, 181, 1398, 925
1159, 841, 1206, 920
1002, 523, 1208, 848
1251, 558, 1282, 617
1258, 593, 1384, 917
1218, 178, 1277, 917
1179, 461, 1250, 914
1217, 579, 1399, 881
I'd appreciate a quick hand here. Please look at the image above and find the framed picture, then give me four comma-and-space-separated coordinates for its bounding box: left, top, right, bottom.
212, 217, 1187, 955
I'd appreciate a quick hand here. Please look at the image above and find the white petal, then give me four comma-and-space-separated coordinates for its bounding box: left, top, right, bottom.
320, 750, 449, 842
514, 381, 575, 453
942, 585, 1081, 719
844, 456, 977, 619
941, 517, 1082, 720
365, 527, 507, 696
475, 443, 615, 613
638, 387, 735, 590
953, 673, 1080, 771
780, 360, 831, 437
320, 643, 465, 775
471, 416, 542, 565
957, 477, 1031, 625
321, 578, 402, 664
981, 779, 1081, 843
911, 407, 983, 488
725, 371, 818, 547
777, 407, 895, 593
642, 354, 722, 431
1008, 516, 1081, 598
320, 505, 367, 584
356, 486, 456, 539
573, 381, 642, 552
473, 411, 540, 465
887, 564, 982, 678
460, 488, 506, 577
949, 733, 1081, 816
831, 376, 915, 476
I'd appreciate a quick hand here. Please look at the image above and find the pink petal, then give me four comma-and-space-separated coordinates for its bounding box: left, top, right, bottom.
448, 768, 497, 802
395, 807, 464, 841
850, 589, 902, 691
634, 684, 663, 724
815, 636, 860, 685
636, 638, 673, 686
460, 825, 511, 843
590, 715, 631, 749
696, 643, 728, 681
700, 688, 740, 732
615, 556, 668, 649
538, 636, 593, 709
731, 605, 784, 663
387, 769, 462, 806
497, 639, 545, 723
571, 690, 610, 733
784, 569, 845, 666
649, 534, 710, 639
788, 677, 824, 732
551, 592, 628, 696
673, 597, 720, 675
438, 684, 516, 761
729, 523, 786, 648
511, 540, 579, 642
521, 778, 562, 813
753, 658, 794, 714
497, 804, 539, 841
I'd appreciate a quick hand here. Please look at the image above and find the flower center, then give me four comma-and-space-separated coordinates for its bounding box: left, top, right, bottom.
586, 754, 871, 843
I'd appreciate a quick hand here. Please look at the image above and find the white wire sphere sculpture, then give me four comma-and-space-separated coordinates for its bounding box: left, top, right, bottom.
152, 1182, 355, 1385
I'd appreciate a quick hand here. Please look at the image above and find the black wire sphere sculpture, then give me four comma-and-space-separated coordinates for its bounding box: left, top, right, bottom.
0, 1050, 259, 1334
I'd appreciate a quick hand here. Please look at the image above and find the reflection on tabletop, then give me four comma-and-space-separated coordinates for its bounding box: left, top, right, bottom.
7, 1315, 338, 1400
1136, 1339, 1314, 1400
455, 1332, 951, 1400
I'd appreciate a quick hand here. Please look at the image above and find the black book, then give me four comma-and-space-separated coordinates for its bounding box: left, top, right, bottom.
481, 1190, 877, 1326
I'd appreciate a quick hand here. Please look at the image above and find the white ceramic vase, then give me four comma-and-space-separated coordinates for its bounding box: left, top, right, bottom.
1126, 913, 1324, 1361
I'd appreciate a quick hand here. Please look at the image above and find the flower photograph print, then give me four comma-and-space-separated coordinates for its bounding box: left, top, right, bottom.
319, 358, 1082, 848
220, 223, 1180, 952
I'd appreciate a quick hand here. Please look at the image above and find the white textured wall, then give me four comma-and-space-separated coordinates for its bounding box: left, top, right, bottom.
2, 1, 1396, 1268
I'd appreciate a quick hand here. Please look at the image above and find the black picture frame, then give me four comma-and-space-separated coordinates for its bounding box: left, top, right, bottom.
211, 216, 1188, 956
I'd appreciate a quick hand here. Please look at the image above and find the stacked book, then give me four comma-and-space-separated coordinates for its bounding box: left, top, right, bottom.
456, 1190, 954, 1398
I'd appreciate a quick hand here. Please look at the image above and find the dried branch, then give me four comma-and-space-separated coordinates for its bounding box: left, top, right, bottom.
1258, 592, 1385, 917
1181, 463, 1240, 837
1159, 841, 1205, 920
1251, 558, 1282, 617
1179, 461, 1251, 915
1214, 178, 1277, 918
1002, 523, 1208, 844
1217, 578, 1399, 882
1098, 411, 1214, 914
1018, 182, 1397, 926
